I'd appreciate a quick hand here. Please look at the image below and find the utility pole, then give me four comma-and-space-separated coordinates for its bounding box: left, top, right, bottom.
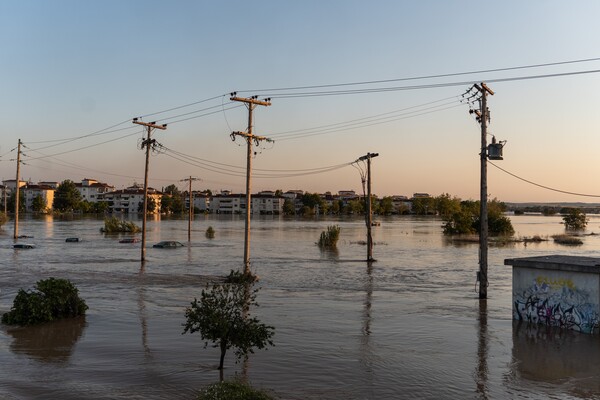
230, 93, 272, 276
180, 176, 200, 242
472, 83, 494, 299
13, 139, 22, 239
356, 152, 379, 262
133, 118, 167, 262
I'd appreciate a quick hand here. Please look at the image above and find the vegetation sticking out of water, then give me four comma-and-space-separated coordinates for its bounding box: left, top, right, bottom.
205, 226, 215, 239
197, 380, 275, 400
2, 278, 88, 326
317, 225, 340, 249
100, 216, 141, 233
552, 234, 584, 246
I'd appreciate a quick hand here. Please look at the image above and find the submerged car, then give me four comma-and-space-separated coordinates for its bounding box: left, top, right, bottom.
14, 243, 35, 249
153, 241, 184, 248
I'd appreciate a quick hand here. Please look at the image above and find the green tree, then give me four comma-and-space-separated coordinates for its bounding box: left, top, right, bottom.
53, 180, 82, 212
161, 185, 185, 214
379, 196, 394, 215
562, 208, 588, 231
346, 199, 364, 214
434, 193, 461, 217
0, 212, 7, 227
411, 197, 434, 215
283, 199, 296, 215
31, 194, 47, 213
443, 198, 514, 236
183, 282, 274, 370
330, 200, 340, 215
7, 191, 25, 213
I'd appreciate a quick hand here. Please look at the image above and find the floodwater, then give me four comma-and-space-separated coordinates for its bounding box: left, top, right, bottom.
1, 213, 600, 399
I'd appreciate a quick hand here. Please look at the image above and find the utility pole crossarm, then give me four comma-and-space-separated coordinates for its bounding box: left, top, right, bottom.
230, 95, 272, 107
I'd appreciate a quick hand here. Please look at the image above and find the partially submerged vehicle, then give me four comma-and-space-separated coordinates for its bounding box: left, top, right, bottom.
153, 241, 184, 248
14, 243, 35, 249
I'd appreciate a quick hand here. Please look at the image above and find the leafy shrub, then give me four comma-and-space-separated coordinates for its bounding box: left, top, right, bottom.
318, 225, 340, 248
2, 278, 88, 325
225, 269, 257, 284
101, 216, 141, 233
562, 208, 588, 231
206, 226, 215, 239
443, 199, 514, 236
197, 380, 275, 400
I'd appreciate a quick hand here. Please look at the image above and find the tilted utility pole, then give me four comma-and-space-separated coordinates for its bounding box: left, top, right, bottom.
180, 176, 200, 242
356, 152, 379, 262
472, 83, 494, 299
230, 93, 272, 276
133, 118, 167, 262
13, 139, 22, 239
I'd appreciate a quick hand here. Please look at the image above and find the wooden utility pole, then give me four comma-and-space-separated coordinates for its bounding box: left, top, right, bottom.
180, 176, 200, 242
133, 119, 167, 262
13, 139, 22, 239
357, 152, 379, 261
230, 93, 272, 275
474, 83, 494, 299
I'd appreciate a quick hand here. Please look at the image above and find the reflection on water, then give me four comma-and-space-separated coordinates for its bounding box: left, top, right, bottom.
1, 214, 600, 399
6, 316, 87, 363
511, 320, 600, 396
476, 300, 488, 400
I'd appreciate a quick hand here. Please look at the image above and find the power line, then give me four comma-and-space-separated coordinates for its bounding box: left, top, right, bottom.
489, 161, 600, 198
236, 56, 600, 93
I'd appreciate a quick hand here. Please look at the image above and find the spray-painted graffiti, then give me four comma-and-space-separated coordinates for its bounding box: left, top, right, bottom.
514, 277, 599, 334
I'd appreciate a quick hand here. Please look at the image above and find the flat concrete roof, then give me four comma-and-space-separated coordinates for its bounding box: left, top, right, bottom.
505, 255, 600, 273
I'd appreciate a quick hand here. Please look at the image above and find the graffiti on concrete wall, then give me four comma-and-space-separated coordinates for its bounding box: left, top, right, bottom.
514, 277, 599, 334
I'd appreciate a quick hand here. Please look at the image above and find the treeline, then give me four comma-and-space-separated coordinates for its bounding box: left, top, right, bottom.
510, 205, 600, 215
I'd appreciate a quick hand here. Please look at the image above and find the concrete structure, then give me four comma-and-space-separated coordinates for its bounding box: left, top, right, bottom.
2, 179, 27, 193
505, 255, 600, 334
210, 191, 284, 214
23, 184, 55, 212
75, 178, 114, 203
100, 185, 162, 214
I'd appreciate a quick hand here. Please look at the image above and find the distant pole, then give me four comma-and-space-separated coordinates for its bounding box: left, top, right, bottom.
474, 83, 494, 299
13, 139, 22, 239
133, 119, 167, 262
180, 176, 200, 242
354, 153, 379, 261
230, 93, 272, 275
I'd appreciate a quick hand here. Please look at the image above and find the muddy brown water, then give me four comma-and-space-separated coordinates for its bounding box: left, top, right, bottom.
1, 214, 600, 399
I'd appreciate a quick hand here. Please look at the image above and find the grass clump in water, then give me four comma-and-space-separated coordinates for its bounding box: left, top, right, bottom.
552, 234, 583, 246
197, 380, 275, 400
318, 225, 340, 249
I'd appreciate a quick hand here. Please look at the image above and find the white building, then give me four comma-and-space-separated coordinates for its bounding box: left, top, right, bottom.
100, 185, 162, 214
75, 178, 115, 203
23, 184, 55, 212
210, 192, 244, 214
210, 191, 284, 214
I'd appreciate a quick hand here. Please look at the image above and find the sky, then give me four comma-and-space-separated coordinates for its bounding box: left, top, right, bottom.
1, 1, 600, 202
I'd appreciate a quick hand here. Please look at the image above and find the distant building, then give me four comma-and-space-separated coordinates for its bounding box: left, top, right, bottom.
2, 179, 27, 193
100, 184, 162, 214
210, 191, 284, 214
23, 184, 55, 212
75, 178, 115, 203
210, 192, 244, 214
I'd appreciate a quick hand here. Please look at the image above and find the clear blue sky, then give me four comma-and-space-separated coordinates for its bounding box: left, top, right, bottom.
2, 1, 600, 202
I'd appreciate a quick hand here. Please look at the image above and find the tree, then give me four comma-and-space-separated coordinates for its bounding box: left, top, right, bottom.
31, 194, 47, 213
379, 196, 394, 215
7, 191, 25, 213
183, 282, 274, 370
138, 197, 157, 213
434, 193, 461, 217
411, 197, 435, 215
53, 180, 82, 212
563, 208, 588, 231
283, 199, 295, 215
0, 212, 7, 227
161, 184, 185, 214
443, 198, 514, 236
